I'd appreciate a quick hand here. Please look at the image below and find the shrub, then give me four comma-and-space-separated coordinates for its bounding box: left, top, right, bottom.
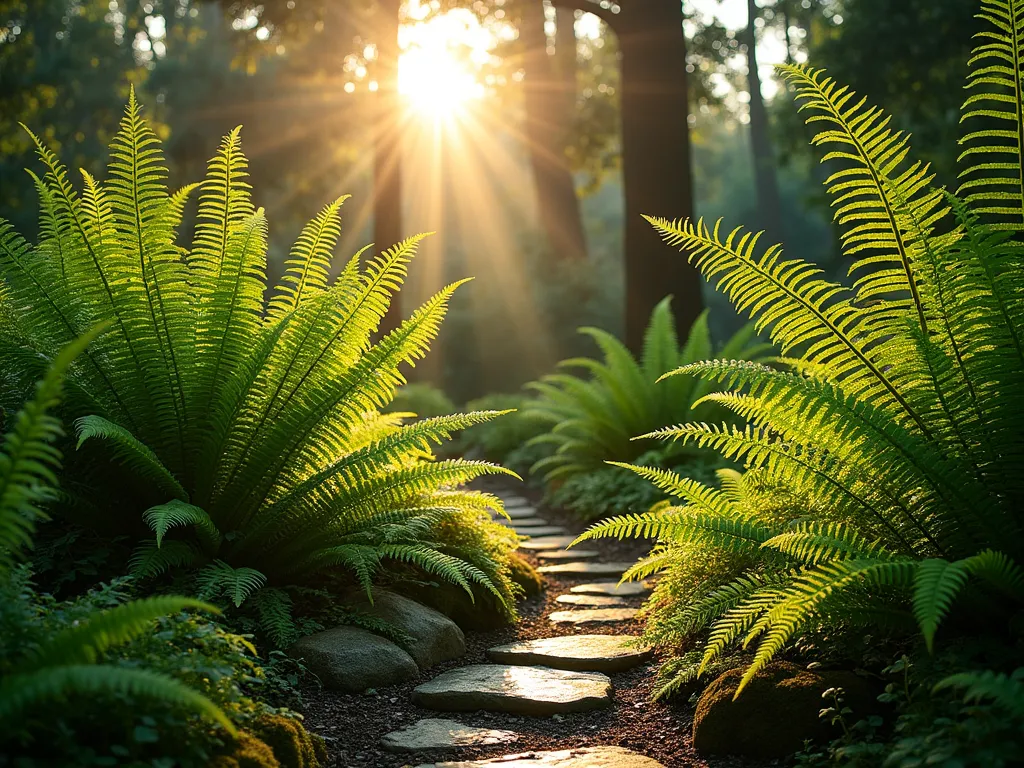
0, 92, 518, 640
524, 297, 769, 483
460, 392, 549, 477
578, 0, 1024, 696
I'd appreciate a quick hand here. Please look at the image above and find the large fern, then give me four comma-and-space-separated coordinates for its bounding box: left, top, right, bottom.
524, 297, 770, 482
0, 336, 233, 736
0, 91, 519, 638
577, 0, 1024, 697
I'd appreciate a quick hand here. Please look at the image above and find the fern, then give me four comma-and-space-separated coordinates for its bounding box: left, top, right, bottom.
0, 342, 234, 735
524, 298, 769, 482
0, 93, 521, 636
594, 0, 1024, 697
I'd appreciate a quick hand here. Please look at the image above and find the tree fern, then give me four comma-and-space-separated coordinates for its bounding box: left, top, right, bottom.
0, 97, 520, 640
589, 0, 1024, 697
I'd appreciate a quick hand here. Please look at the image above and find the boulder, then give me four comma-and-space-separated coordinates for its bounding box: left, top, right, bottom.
346, 589, 466, 669
693, 662, 877, 759
289, 626, 418, 693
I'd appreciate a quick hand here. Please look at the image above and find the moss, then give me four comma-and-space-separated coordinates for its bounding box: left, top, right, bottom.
693, 661, 877, 759
211, 732, 281, 768
252, 714, 327, 768
508, 552, 544, 596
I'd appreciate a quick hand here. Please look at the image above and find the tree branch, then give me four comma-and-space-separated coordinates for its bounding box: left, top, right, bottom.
548, 0, 623, 31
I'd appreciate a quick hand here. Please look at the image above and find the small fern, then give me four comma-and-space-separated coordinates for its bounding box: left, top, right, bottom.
524, 298, 770, 483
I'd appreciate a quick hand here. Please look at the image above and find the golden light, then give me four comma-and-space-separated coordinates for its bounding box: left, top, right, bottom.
398, 8, 490, 119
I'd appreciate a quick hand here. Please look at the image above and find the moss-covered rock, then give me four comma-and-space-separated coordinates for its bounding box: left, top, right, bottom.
508, 552, 544, 596
211, 732, 281, 768
252, 715, 327, 768
692, 661, 876, 759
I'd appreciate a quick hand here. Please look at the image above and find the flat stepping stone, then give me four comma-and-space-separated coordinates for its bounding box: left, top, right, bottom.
414, 746, 666, 767
515, 526, 569, 538
499, 516, 550, 527
487, 635, 652, 672
549, 608, 639, 625
411, 664, 612, 716
537, 561, 635, 577
519, 535, 576, 551
381, 718, 519, 752
571, 581, 651, 597
555, 594, 627, 607
497, 496, 531, 508
494, 506, 539, 519
537, 549, 599, 561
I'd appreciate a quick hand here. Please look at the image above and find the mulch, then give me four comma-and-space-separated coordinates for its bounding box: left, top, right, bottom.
299, 481, 775, 768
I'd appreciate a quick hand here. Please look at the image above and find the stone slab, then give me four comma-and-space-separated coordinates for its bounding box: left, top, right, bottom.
570, 581, 651, 597
555, 594, 627, 607
515, 526, 569, 538
487, 635, 653, 673
415, 746, 666, 768
494, 506, 541, 520
518, 536, 576, 551
549, 608, 640, 625
381, 718, 519, 753
536, 562, 635, 577
412, 664, 612, 716
499, 517, 550, 527
497, 497, 531, 509
537, 549, 599, 561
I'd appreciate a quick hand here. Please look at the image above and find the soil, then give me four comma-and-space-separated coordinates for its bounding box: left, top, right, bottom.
300, 481, 776, 768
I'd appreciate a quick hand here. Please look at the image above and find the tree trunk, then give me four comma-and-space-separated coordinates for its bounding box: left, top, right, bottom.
520, 0, 588, 262
744, 0, 784, 243
373, 0, 404, 333
617, 1, 702, 352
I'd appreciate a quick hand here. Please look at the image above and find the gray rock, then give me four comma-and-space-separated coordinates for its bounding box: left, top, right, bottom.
555, 594, 627, 607
487, 635, 653, 673
497, 496, 531, 508
570, 581, 651, 596
549, 608, 639, 625
290, 626, 418, 692
412, 664, 612, 716
414, 746, 666, 768
499, 516, 550, 527
381, 718, 519, 752
515, 526, 569, 537
496, 505, 537, 519
538, 549, 599, 561
518, 535, 576, 551
537, 561, 635, 577
347, 588, 466, 669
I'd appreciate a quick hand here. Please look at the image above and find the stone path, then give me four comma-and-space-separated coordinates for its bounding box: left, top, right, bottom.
379, 491, 665, 767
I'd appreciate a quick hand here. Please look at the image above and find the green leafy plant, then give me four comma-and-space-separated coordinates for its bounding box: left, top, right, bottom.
0, 335, 236, 753
0, 92, 518, 635
525, 297, 769, 483
459, 392, 549, 477
576, 0, 1024, 697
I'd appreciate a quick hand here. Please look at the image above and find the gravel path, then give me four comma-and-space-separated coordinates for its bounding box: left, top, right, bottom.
301, 482, 772, 768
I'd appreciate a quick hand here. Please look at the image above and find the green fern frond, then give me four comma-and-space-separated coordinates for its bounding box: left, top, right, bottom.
75, 415, 186, 501
933, 667, 1024, 717
142, 500, 221, 553
196, 560, 267, 608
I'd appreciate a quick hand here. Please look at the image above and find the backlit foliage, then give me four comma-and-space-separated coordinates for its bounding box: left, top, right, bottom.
0, 92, 519, 639
577, 0, 1024, 696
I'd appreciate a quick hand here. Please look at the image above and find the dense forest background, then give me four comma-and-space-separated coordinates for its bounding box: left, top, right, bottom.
0, 0, 976, 401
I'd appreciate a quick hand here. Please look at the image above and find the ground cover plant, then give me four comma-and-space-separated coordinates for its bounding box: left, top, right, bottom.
575, 0, 1024, 749
0, 92, 520, 644
0, 335, 327, 766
